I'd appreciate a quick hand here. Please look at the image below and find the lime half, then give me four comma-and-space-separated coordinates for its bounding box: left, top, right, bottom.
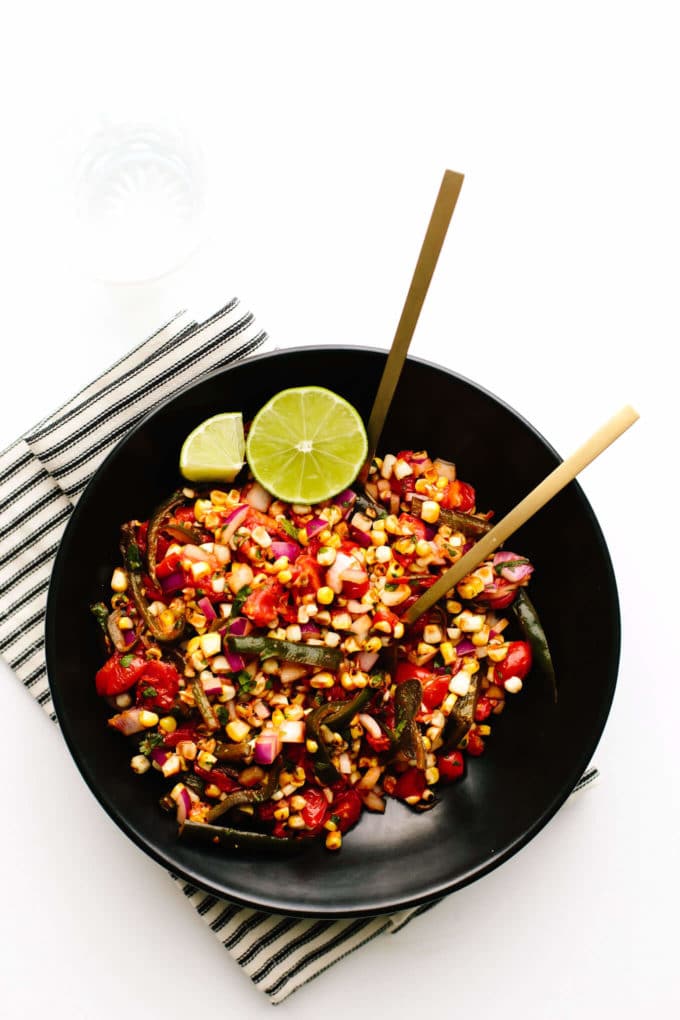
179, 412, 245, 482
246, 387, 368, 504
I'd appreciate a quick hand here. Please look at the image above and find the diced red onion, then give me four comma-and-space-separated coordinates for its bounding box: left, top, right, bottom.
422, 523, 437, 541
197, 596, 217, 622
357, 713, 382, 740
338, 752, 352, 775
350, 511, 373, 533
456, 639, 477, 657
244, 482, 272, 512
108, 708, 145, 735
201, 674, 223, 696
350, 614, 372, 636
123, 630, 137, 646
173, 786, 192, 826
326, 551, 355, 594
357, 764, 382, 790
228, 616, 251, 636
493, 550, 534, 583
433, 458, 457, 481
279, 719, 306, 743
225, 650, 246, 672
253, 701, 271, 720
300, 621, 321, 638
160, 571, 186, 594
349, 526, 373, 548
305, 517, 327, 539
357, 650, 379, 672
182, 544, 211, 563
271, 540, 300, 562
151, 747, 170, 768
333, 488, 357, 519
221, 505, 248, 543
253, 731, 282, 765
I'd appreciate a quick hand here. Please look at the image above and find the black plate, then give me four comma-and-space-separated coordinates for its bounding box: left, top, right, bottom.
45, 347, 620, 917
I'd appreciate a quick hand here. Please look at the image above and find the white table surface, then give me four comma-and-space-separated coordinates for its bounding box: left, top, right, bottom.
1, 4, 678, 1017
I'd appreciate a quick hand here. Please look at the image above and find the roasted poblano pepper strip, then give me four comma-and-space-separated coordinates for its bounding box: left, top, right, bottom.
213, 740, 253, 763
306, 688, 372, 783
191, 677, 220, 731
443, 671, 480, 750
180, 820, 305, 853
393, 679, 426, 769
122, 526, 186, 643
147, 490, 187, 584
512, 589, 557, 703
90, 602, 110, 634
228, 635, 343, 671
206, 763, 281, 823
411, 496, 492, 538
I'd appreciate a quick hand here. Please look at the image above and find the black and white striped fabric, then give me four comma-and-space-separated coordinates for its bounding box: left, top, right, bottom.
0, 298, 599, 1003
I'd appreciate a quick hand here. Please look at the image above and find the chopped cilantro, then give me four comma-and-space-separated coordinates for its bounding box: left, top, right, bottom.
265, 677, 275, 690
216, 705, 229, 726
139, 732, 164, 755
330, 813, 341, 826
369, 673, 384, 689
141, 685, 158, 698
393, 719, 407, 739
278, 518, 300, 541
384, 582, 398, 592
234, 670, 255, 694
120, 653, 135, 669
125, 542, 142, 572
231, 585, 252, 615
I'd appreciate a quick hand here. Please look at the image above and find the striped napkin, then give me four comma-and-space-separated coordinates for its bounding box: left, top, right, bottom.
0, 298, 598, 1003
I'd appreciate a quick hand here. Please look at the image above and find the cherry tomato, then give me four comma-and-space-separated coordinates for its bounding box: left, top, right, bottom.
243, 507, 291, 542
465, 729, 485, 756
372, 607, 400, 633
141, 573, 168, 603
364, 730, 391, 753
173, 506, 197, 525
437, 749, 465, 781
156, 551, 182, 579
395, 662, 434, 685
242, 580, 285, 627
421, 674, 451, 711
393, 767, 426, 802
441, 479, 476, 512
136, 660, 181, 711
331, 788, 363, 833
398, 513, 428, 541
495, 641, 532, 683
342, 575, 370, 599
291, 555, 324, 595
300, 787, 329, 834
95, 652, 148, 697
474, 696, 494, 722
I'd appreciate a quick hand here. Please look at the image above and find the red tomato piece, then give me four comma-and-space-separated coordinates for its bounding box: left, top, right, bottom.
95, 652, 148, 697
441, 479, 476, 512
173, 506, 197, 524
136, 660, 181, 711
242, 580, 284, 627
194, 765, 240, 793
364, 730, 391, 753
291, 555, 324, 595
474, 696, 494, 722
421, 674, 451, 711
300, 787, 329, 834
398, 513, 428, 540
342, 575, 370, 599
495, 641, 533, 683
395, 662, 434, 686
331, 788, 363, 833
163, 724, 199, 748
155, 551, 182, 579
465, 729, 485, 756
393, 767, 426, 802
437, 749, 465, 781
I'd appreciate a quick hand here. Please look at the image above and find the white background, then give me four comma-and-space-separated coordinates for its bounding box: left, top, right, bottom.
1, 2, 678, 1017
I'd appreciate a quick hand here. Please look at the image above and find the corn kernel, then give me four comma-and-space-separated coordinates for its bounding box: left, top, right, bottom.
324, 818, 337, 831
117, 616, 134, 630
450, 674, 471, 696
331, 611, 352, 629
317, 586, 334, 605
487, 644, 509, 663
472, 626, 491, 647
439, 641, 455, 665
340, 670, 355, 691
326, 533, 342, 549
405, 794, 421, 806
286, 624, 302, 642
130, 754, 150, 774
159, 716, 177, 734
316, 546, 336, 566
161, 754, 182, 778
393, 622, 405, 639
415, 539, 431, 558
325, 830, 343, 851
384, 514, 401, 535
457, 575, 485, 600
200, 632, 222, 658
306, 738, 319, 754
139, 710, 159, 728
287, 814, 306, 830
423, 624, 443, 645
420, 500, 440, 524
477, 724, 492, 736
193, 498, 212, 522
251, 525, 272, 548
363, 636, 382, 653
290, 794, 307, 811
370, 530, 388, 547
462, 658, 480, 675
197, 749, 218, 770
425, 766, 440, 785
226, 719, 251, 742
353, 670, 369, 689
381, 454, 396, 478
277, 568, 293, 584
417, 641, 437, 659
504, 676, 523, 694
190, 561, 211, 582
271, 708, 285, 727
284, 703, 304, 721
204, 784, 222, 798
455, 610, 486, 633
436, 475, 449, 489
446, 599, 462, 614
186, 635, 202, 655
394, 459, 413, 480
273, 804, 290, 821
110, 567, 128, 592
309, 670, 335, 689
324, 631, 341, 648
442, 692, 458, 714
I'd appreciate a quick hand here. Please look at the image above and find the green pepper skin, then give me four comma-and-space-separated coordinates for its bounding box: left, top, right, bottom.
411, 496, 492, 537
180, 820, 306, 854
147, 490, 187, 584
122, 525, 186, 643
512, 589, 557, 703
206, 763, 281, 823
306, 688, 373, 783
191, 678, 220, 732
228, 635, 343, 671
90, 602, 110, 634
393, 679, 426, 769
442, 672, 480, 750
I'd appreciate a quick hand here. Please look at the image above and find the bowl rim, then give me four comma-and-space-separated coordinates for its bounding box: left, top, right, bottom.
45, 344, 621, 916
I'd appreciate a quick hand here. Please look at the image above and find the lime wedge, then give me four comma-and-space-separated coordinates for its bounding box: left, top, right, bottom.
246, 387, 368, 504
179, 413, 245, 482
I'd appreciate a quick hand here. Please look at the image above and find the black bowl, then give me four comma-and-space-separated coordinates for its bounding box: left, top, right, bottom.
45, 347, 620, 917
